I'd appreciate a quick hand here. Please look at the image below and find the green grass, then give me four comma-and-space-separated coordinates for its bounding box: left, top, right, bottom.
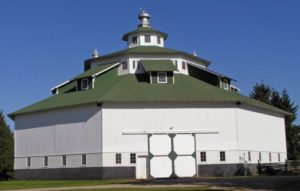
66, 188, 223, 191
0, 179, 129, 190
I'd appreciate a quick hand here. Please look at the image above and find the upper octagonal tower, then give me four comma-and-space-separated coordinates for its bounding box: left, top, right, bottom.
122, 10, 168, 48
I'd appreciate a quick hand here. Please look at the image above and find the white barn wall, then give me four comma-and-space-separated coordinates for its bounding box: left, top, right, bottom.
236, 105, 287, 162
101, 102, 240, 166
14, 104, 102, 169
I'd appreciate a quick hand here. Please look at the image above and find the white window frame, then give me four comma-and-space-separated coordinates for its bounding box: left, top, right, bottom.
157, 72, 167, 84
248, 151, 251, 161
81, 78, 89, 90
259, 152, 262, 161
182, 61, 186, 70
132, 61, 136, 69
269, 153, 272, 162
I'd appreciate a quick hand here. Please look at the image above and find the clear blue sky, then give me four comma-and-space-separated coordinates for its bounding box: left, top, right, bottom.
1, 0, 300, 130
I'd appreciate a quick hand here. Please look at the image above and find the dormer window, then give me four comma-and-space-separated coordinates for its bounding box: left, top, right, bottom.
145, 35, 151, 43
157, 36, 161, 44
122, 61, 128, 70
182, 61, 186, 70
132, 36, 137, 44
157, 72, 167, 83
223, 79, 229, 90
81, 78, 89, 90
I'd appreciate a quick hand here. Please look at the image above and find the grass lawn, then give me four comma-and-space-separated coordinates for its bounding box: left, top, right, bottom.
59, 188, 221, 191
0, 179, 129, 190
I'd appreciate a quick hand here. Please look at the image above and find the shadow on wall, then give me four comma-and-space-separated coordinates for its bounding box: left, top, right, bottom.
15, 105, 100, 130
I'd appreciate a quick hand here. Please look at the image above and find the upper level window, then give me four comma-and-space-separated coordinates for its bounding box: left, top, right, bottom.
157, 72, 167, 83
132, 36, 137, 44
145, 35, 151, 43
81, 78, 89, 90
122, 61, 128, 70
220, 151, 226, 161
157, 36, 161, 44
278, 153, 280, 162
182, 61, 186, 70
223, 80, 229, 90
269, 153, 272, 162
259, 152, 262, 161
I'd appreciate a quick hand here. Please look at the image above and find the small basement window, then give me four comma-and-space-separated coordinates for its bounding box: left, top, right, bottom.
82, 154, 86, 166
220, 151, 226, 161
132, 36, 137, 44
116, 153, 122, 164
81, 78, 89, 90
130, 153, 136, 164
200, 152, 206, 162
44, 156, 48, 167
157, 72, 167, 83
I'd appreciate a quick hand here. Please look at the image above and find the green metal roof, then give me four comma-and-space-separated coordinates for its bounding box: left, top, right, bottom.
9, 68, 289, 119
141, 60, 177, 72
122, 27, 168, 41
72, 62, 118, 80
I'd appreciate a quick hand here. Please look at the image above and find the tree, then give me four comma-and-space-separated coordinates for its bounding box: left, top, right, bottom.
0, 111, 14, 180
250, 84, 300, 160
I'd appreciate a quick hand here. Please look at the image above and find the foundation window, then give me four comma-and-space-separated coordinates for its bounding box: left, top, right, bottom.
200, 152, 206, 162
116, 153, 122, 164
62, 155, 66, 166
130, 153, 136, 164
82, 154, 87, 166
220, 151, 226, 161
44, 156, 48, 167
27, 157, 31, 167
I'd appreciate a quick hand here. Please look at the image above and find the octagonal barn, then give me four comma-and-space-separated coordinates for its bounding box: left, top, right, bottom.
9, 11, 288, 179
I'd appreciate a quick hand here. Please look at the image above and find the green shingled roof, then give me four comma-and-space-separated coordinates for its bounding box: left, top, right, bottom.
72, 62, 118, 80
122, 27, 168, 41
141, 60, 177, 72
9, 68, 289, 119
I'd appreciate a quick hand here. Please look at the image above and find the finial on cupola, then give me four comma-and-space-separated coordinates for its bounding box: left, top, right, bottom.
138, 9, 151, 28
193, 50, 198, 57
92, 48, 100, 58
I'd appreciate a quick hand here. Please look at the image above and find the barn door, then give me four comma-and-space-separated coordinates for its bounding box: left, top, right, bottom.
148, 134, 196, 178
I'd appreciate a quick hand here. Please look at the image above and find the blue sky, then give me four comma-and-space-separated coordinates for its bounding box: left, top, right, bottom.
1, 0, 300, 130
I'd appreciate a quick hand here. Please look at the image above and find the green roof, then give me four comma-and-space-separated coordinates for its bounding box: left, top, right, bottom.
122, 27, 168, 41
9, 68, 289, 119
141, 60, 177, 72
72, 62, 118, 80
84, 46, 211, 70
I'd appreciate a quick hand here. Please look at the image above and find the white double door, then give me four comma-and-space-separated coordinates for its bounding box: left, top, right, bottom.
148, 134, 197, 178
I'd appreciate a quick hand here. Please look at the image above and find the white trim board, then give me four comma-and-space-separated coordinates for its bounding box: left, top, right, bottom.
122, 129, 220, 135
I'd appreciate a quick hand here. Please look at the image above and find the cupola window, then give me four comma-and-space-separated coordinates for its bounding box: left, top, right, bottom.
81, 78, 89, 90
132, 36, 137, 44
157, 36, 161, 44
145, 35, 151, 43
157, 72, 167, 83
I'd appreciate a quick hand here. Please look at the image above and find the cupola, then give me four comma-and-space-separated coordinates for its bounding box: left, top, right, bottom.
122, 10, 168, 48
